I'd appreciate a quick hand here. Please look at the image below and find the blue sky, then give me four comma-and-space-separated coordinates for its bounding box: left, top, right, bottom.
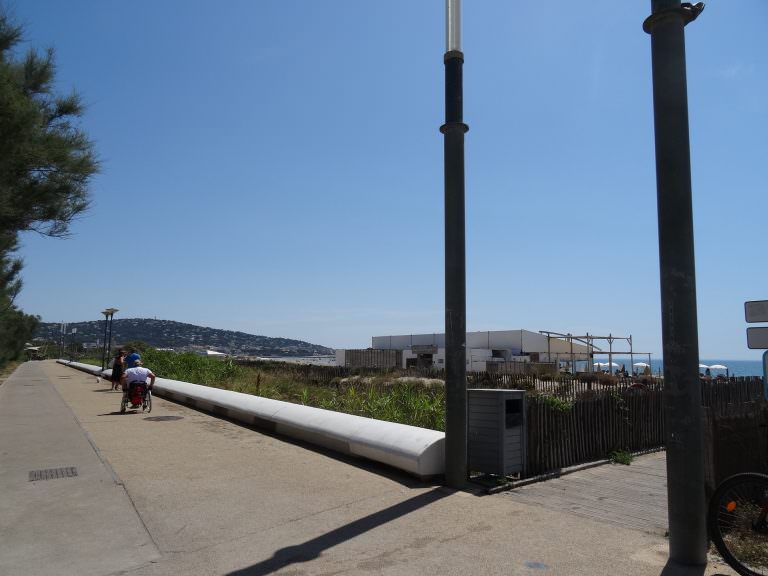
9, 1, 767, 359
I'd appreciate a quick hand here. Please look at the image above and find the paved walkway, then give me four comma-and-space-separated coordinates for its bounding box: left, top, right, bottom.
0, 361, 736, 576
504, 451, 669, 535
0, 361, 158, 575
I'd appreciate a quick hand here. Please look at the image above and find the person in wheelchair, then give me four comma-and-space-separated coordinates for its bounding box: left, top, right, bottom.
120, 359, 156, 408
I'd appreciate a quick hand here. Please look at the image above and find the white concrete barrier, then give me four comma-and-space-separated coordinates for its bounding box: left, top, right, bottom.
57, 360, 445, 479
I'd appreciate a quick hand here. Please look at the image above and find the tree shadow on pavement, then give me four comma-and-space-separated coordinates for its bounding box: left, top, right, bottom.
226, 487, 449, 576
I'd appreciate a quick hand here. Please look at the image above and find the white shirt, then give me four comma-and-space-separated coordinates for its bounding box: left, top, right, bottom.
124, 366, 152, 383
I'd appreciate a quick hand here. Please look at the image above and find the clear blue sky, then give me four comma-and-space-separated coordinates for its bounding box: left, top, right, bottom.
10, 1, 767, 359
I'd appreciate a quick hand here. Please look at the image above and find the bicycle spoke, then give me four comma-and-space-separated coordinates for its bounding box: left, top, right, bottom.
710, 474, 768, 576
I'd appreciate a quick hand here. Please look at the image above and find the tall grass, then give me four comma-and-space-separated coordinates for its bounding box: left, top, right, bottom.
141, 349, 243, 387
225, 368, 446, 431
93, 349, 447, 431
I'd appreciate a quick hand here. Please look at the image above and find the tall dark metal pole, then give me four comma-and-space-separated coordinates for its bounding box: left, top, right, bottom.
104, 308, 118, 368
441, 0, 468, 488
101, 311, 109, 370
106, 314, 113, 363
644, 1, 707, 566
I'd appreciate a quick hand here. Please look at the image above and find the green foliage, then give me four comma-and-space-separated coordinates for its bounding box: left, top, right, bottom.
0, 234, 22, 310
0, 306, 38, 365
0, 233, 38, 367
539, 394, 572, 413
0, 11, 98, 238
0, 10, 97, 368
140, 348, 244, 387
312, 381, 445, 430
122, 349, 447, 431
609, 450, 633, 465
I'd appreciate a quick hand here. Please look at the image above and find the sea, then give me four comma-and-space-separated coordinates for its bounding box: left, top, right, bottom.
609, 357, 766, 378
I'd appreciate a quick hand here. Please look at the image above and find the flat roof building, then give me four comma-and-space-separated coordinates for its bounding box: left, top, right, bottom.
337, 329, 593, 372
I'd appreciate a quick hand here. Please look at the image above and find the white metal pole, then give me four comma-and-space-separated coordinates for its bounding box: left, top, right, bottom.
446, 0, 461, 52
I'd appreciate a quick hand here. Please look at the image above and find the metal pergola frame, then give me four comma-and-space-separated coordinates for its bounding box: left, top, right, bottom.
539, 331, 654, 375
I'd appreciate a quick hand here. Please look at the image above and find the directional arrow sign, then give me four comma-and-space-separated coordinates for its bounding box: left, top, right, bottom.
747, 327, 768, 350
745, 300, 768, 323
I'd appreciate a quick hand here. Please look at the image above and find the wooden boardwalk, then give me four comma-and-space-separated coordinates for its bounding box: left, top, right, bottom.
501, 451, 669, 535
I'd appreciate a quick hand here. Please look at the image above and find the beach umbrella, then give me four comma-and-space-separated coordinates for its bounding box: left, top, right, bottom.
699, 364, 709, 369
633, 362, 650, 368
708, 364, 729, 377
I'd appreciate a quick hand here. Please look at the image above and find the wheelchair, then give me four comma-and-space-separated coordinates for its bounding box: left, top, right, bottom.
120, 380, 152, 414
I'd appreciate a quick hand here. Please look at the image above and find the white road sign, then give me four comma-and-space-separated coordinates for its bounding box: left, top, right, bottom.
746, 327, 768, 350
745, 300, 768, 323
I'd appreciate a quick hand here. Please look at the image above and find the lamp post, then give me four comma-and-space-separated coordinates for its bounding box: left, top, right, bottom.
101, 310, 110, 370
442, 0, 468, 488
101, 308, 118, 370
644, 1, 706, 566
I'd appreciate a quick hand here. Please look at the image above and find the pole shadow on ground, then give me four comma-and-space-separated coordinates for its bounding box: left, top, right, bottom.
659, 560, 710, 576
226, 487, 449, 576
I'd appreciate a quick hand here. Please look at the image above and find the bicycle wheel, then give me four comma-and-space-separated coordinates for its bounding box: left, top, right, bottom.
708, 473, 768, 576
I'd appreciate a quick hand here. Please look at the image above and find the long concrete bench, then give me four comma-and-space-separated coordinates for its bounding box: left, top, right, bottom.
57, 360, 445, 479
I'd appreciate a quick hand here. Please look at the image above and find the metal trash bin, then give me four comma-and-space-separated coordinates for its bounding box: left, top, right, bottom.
468, 389, 526, 476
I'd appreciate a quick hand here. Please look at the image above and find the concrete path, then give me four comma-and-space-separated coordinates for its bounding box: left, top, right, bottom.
0, 361, 159, 576
0, 361, 737, 576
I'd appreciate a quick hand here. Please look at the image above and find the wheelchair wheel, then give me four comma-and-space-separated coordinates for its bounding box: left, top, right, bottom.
708, 472, 768, 576
120, 395, 127, 414
143, 390, 152, 413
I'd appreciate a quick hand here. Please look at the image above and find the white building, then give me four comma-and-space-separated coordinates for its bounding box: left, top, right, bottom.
194, 349, 227, 358
337, 329, 592, 372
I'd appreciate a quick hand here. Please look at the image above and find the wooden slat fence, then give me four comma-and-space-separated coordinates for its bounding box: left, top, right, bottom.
523, 377, 765, 478
524, 387, 667, 477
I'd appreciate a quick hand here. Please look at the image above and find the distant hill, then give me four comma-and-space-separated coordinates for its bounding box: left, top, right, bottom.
32, 318, 334, 357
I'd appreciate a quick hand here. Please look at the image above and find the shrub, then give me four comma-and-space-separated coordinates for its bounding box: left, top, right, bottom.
539, 395, 572, 412
610, 450, 633, 465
